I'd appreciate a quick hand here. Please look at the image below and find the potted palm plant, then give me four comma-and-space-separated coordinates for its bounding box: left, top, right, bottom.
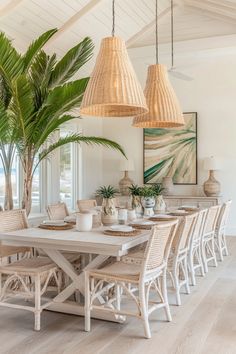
128, 184, 142, 215
152, 183, 166, 213
140, 185, 156, 217
96, 185, 119, 226
0, 30, 125, 214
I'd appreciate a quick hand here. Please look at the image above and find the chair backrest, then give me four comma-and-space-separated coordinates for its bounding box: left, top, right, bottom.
172, 213, 198, 253
46, 202, 69, 220
141, 220, 179, 276
0, 206, 3, 212
203, 205, 221, 236
0, 209, 28, 232
216, 200, 232, 233
192, 209, 208, 243
77, 199, 97, 211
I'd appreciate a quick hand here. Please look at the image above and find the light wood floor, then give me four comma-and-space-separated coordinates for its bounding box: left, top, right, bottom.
1, 238, 236, 354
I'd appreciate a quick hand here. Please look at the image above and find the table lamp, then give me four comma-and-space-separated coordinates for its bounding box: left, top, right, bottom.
203, 157, 221, 196
119, 159, 134, 196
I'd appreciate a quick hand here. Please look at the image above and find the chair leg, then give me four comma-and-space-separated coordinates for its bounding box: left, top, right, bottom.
223, 234, 229, 256
183, 257, 190, 295
202, 240, 208, 274
161, 270, 172, 322
85, 273, 91, 332
211, 238, 218, 267
34, 274, 41, 331
172, 264, 181, 306
188, 251, 196, 286
139, 285, 151, 339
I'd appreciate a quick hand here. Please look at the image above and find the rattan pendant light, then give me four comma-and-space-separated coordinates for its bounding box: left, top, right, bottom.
132, 0, 184, 128
80, 0, 148, 118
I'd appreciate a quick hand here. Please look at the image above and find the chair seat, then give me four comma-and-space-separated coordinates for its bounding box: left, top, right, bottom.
89, 261, 141, 282
122, 250, 144, 265
0, 256, 58, 274
0, 245, 31, 258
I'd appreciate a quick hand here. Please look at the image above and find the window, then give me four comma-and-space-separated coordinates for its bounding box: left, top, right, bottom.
0, 122, 82, 214
60, 139, 73, 208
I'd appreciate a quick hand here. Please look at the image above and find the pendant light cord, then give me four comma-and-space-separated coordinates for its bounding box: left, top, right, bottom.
171, 0, 174, 68
155, 0, 159, 64
112, 0, 115, 37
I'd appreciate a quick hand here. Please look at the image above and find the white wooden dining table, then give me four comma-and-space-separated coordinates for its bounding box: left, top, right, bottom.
0, 226, 150, 322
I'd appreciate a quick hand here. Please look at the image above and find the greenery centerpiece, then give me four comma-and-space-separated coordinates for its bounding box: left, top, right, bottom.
0, 29, 125, 214
96, 185, 119, 226
152, 183, 166, 213
139, 185, 156, 217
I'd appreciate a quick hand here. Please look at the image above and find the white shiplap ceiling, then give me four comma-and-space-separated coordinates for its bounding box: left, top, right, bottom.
1, 0, 236, 64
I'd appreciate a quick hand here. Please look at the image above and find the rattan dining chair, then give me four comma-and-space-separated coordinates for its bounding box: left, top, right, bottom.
0, 209, 62, 331
46, 202, 69, 220
201, 205, 221, 273
168, 213, 198, 306
215, 201, 232, 261
77, 199, 97, 211
188, 209, 207, 286
85, 220, 179, 339
0, 206, 31, 264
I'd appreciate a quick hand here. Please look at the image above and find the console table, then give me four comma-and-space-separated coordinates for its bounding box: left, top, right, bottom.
163, 195, 222, 209
116, 195, 222, 209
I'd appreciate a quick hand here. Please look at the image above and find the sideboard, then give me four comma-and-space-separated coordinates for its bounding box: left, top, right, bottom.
116, 195, 222, 209
163, 195, 222, 209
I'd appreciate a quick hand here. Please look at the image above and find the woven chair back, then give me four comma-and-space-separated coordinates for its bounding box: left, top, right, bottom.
216, 200, 232, 231
77, 199, 97, 211
204, 205, 221, 235
142, 220, 179, 274
46, 202, 69, 220
0, 209, 28, 232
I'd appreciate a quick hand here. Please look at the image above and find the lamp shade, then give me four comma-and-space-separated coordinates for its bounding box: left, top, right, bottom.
204, 157, 220, 171
80, 37, 148, 118
120, 159, 134, 171
132, 64, 185, 128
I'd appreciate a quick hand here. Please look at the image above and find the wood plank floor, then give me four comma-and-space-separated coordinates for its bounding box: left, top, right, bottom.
1, 238, 236, 354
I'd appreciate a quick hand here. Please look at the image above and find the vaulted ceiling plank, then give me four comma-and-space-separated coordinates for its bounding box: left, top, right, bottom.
44, 0, 103, 47
0, 0, 25, 17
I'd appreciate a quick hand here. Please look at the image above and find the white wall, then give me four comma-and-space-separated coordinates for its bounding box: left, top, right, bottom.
99, 48, 236, 235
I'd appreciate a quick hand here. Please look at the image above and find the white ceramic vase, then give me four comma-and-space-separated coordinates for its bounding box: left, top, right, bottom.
101, 198, 118, 226
162, 177, 174, 195
154, 195, 166, 213
141, 196, 155, 217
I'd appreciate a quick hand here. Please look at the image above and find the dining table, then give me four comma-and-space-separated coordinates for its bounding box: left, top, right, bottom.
0, 225, 150, 323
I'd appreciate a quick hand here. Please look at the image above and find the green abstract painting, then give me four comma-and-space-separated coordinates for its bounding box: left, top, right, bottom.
144, 112, 197, 185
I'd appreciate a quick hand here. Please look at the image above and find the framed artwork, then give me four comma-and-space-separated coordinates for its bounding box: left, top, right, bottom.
143, 112, 197, 185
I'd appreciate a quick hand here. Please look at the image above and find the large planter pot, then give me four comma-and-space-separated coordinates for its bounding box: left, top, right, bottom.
101, 198, 118, 226
154, 195, 166, 213
141, 196, 155, 217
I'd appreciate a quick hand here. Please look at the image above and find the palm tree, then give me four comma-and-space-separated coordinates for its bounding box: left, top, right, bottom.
0, 30, 125, 214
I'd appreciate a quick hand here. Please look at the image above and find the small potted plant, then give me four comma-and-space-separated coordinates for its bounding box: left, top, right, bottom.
128, 184, 142, 215
96, 185, 119, 225
152, 183, 166, 213
139, 185, 156, 217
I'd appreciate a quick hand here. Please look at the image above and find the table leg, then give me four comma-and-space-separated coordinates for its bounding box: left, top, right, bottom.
43, 249, 124, 323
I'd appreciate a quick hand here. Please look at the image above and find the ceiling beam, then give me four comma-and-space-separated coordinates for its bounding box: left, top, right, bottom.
44, 0, 103, 47
126, 5, 177, 49
0, 0, 25, 17
184, 0, 236, 21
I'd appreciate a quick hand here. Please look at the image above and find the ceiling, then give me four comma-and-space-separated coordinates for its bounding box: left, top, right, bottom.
1, 0, 236, 64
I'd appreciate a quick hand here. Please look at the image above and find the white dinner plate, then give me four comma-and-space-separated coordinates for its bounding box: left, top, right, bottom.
43, 220, 67, 226
108, 225, 134, 232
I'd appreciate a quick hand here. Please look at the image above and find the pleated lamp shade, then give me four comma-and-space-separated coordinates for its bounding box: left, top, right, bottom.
80, 36, 148, 118
132, 64, 185, 128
